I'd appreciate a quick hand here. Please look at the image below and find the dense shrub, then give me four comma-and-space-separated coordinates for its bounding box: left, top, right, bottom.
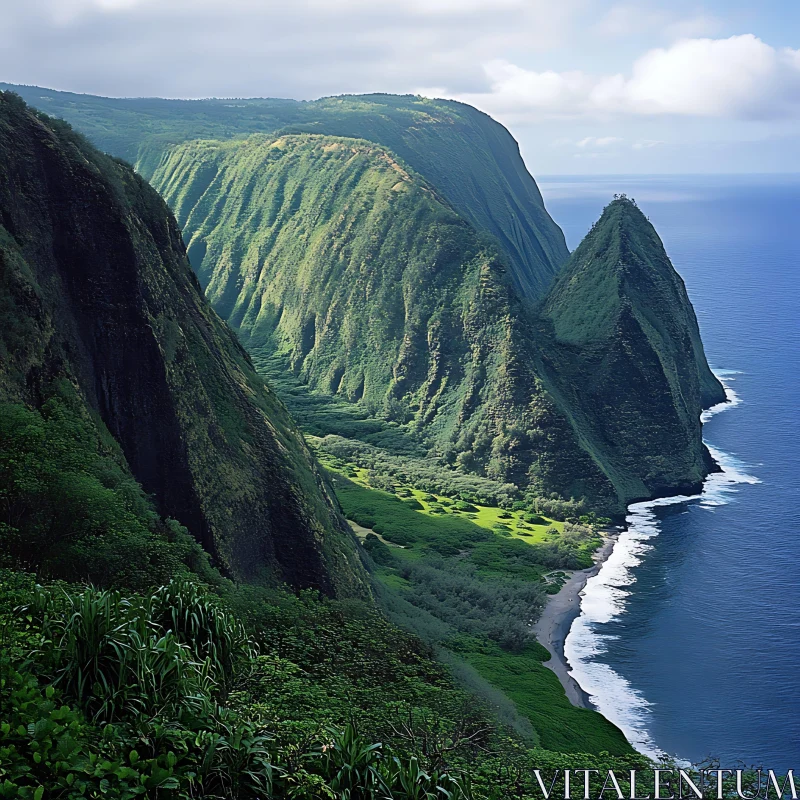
395, 560, 545, 652
1, 575, 487, 799
0, 397, 216, 589
318, 436, 518, 507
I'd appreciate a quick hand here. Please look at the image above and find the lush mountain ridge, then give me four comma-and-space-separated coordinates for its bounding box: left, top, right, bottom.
0, 92, 365, 594
151, 133, 621, 508
150, 134, 722, 513
538, 197, 725, 504
2, 84, 725, 513
1, 85, 569, 299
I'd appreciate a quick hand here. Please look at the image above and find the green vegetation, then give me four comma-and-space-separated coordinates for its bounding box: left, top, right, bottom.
1, 565, 650, 799
0, 91, 365, 595
0, 93, 647, 797
451, 638, 630, 755
0, 419, 637, 796
314, 435, 518, 508
335, 478, 591, 571
146, 132, 723, 516
0, 575, 496, 798
151, 132, 557, 492
2, 86, 569, 299
148, 131, 621, 513
324, 457, 567, 546
316, 462, 625, 755
539, 195, 727, 502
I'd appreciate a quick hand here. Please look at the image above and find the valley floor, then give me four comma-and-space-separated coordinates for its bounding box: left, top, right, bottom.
249, 356, 633, 754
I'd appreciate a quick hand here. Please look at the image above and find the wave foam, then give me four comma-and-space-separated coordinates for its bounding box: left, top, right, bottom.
563, 374, 759, 760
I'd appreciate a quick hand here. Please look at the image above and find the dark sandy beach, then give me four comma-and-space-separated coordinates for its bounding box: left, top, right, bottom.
533, 534, 618, 709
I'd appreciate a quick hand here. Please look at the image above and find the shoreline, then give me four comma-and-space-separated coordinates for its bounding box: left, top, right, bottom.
533, 532, 619, 710
535, 376, 748, 748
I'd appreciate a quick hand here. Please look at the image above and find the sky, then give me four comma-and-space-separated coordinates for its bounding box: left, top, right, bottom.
2, 0, 799, 174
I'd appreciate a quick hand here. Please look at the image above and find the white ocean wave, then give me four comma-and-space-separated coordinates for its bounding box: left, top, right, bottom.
563, 373, 759, 761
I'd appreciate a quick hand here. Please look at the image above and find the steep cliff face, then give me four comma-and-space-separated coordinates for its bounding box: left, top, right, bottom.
539, 197, 726, 503
0, 93, 366, 594
2, 85, 725, 515
272, 95, 570, 299
152, 141, 722, 514
2, 86, 569, 299
150, 133, 621, 509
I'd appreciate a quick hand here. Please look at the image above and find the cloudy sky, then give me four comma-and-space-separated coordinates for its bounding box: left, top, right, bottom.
2, 0, 799, 173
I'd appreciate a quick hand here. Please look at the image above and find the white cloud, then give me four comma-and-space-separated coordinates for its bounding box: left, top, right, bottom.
0, 0, 580, 99
618, 35, 787, 116
455, 35, 800, 122
3, 0, 799, 174
577, 136, 623, 147
366, 0, 527, 14
93, 0, 142, 9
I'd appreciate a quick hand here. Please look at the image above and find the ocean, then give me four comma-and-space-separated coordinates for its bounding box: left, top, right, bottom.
537, 175, 800, 770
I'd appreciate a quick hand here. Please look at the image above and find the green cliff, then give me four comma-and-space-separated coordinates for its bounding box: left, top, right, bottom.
151, 133, 617, 508
538, 196, 725, 502
151, 138, 723, 513
0, 86, 569, 298
0, 92, 365, 594
2, 85, 725, 514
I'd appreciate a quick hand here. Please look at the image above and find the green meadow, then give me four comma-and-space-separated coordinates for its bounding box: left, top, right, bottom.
309, 453, 625, 755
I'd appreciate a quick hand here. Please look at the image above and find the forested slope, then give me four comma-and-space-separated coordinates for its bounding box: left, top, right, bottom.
0, 92, 365, 594
152, 135, 723, 513
1, 85, 569, 298
152, 133, 620, 508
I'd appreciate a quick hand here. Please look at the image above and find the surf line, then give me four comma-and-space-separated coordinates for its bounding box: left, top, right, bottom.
562, 371, 759, 759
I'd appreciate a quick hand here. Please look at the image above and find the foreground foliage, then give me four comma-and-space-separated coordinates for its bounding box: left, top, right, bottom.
0, 576, 481, 799
0, 574, 648, 799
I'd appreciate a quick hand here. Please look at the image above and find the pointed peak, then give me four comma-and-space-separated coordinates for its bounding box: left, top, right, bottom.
575, 194, 662, 268
595, 194, 649, 230
543, 193, 679, 345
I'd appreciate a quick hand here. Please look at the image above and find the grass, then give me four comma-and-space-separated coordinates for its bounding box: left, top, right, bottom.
323, 458, 564, 546
320, 461, 629, 756
450, 637, 632, 756
332, 475, 496, 553
376, 569, 411, 590
420, 491, 561, 544
329, 472, 591, 583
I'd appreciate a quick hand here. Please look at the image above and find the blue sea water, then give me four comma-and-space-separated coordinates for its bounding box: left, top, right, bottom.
537, 175, 800, 770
